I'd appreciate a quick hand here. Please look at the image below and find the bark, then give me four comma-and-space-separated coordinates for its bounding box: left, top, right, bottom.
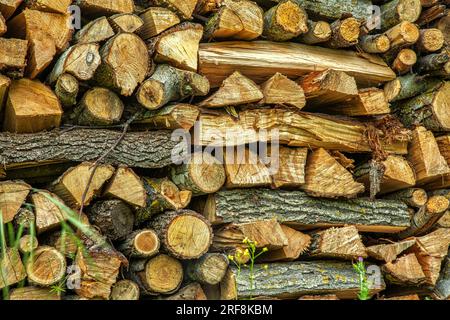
383, 188, 428, 208
384, 74, 442, 102
204, 6, 243, 40
380, 0, 422, 30
293, 0, 373, 21
0, 38, 28, 78
203, 188, 412, 233
416, 51, 449, 74
435, 252, 450, 300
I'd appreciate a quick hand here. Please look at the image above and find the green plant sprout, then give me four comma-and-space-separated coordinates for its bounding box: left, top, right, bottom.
353, 257, 371, 301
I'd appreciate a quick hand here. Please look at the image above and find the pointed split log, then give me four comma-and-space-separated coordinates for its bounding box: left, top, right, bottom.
367, 239, 416, 263
425, 135, 450, 190
0, 38, 27, 78
382, 253, 427, 286
222, 0, 264, 40
293, 0, 372, 21
108, 13, 143, 34
31, 191, 68, 234
384, 74, 442, 102
0, 248, 26, 289
151, 0, 197, 20
26, 246, 66, 286
132, 104, 200, 131
416, 51, 449, 74
103, 166, 146, 208
384, 188, 428, 208
0, 0, 22, 19
117, 229, 160, 259
139, 7, 180, 39
271, 147, 308, 188
0, 180, 30, 223
186, 253, 229, 285
261, 225, 310, 262
25, 31, 56, 79
297, 20, 331, 45
74, 16, 115, 44
259, 72, 305, 109
76, 0, 134, 17
202, 189, 411, 233
110, 280, 140, 300
204, 6, 243, 40
435, 253, 450, 299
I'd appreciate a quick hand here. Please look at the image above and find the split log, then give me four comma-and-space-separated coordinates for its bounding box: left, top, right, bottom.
407, 126, 449, 185
128, 254, 183, 296
203, 6, 243, 40
132, 104, 200, 131
384, 74, 442, 102
186, 253, 229, 285
301, 148, 364, 199
74, 16, 115, 44
108, 13, 143, 33
263, 0, 308, 42
259, 72, 305, 109
9, 287, 60, 300
0, 0, 22, 19
26, 246, 66, 286
3, 79, 62, 133
164, 283, 207, 300
50, 162, 115, 209
382, 253, 426, 286
393, 82, 449, 131
117, 229, 160, 259
0, 129, 184, 169
0, 38, 28, 78
306, 226, 367, 260
226, 260, 385, 299
213, 219, 288, 251
297, 20, 331, 45
367, 239, 416, 263
147, 210, 213, 260
134, 177, 192, 224
88, 200, 134, 241
170, 153, 226, 196
150, 0, 197, 20
137, 64, 209, 110
48, 44, 101, 84
416, 28, 445, 52
202, 189, 411, 233
384, 21, 420, 51
325, 18, 360, 49
0, 248, 26, 289
76, 0, 135, 17
138, 7, 180, 39
25, 31, 56, 79
392, 49, 417, 75
271, 147, 308, 188
435, 253, 450, 299
198, 41, 397, 88
0, 74, 9, 111
398, 195, 449, 238
110, 280, 140, 300
74, 87, 124, 126
18, 234, 38, 254
195, 108, 409, 154
25, 0, 71, 14
299, 69, 358, 107
103, 166, 146, 208
94, 33, 149, 96
380, 0, 422, 30
149, 22, 203, 72
261, 225, 311, 262
384, 188, 428, 208
31, 191, 68, 234
359, 34, 391, 54
222, 0, 264, 40
0, 180, 30, 223
41, 230, 78, 258
54, 74, 79, 108
355, 155, 416, 195
13, 207, 35, 231
416, 51, 449, 74
425, 135, 450, 190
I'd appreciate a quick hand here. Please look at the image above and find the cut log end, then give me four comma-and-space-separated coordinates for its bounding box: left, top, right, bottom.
26, 246, 67, 287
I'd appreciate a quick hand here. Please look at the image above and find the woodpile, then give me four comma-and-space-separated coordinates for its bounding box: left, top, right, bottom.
0, 0, 448, 301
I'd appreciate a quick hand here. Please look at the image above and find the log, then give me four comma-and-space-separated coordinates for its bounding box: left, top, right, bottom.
110, 280, 140, 300
407, 126, 449, 185
9, 287, 60, 300
195, 108, 409, 154
147, 210, 213, 260
74, 87, 124, 126
416, 28, 445, 52
271, 147, 308, 188
367, 239, 416, 263
150, 0, 197, 20
380, 0, 422, 30
301, 148, 365, 198
149, 22, 203, 72
41, 230, 78, 258
355, 155, 416, 195
25, 31, 56, 79
18, 234, 38, 254
103, 166, 146, 208
384, 21, 420, 51
26, 246, 66, 286
132, 104, 200, 131
262, 0, 308, 42
25, 0, 71, 14
74, 16, 115, 44
297, 20, 331, 45
222, 0, 264, 40
213, 219, 289, 251
391, 49, 417, 75
138, 7, 180, 39
325, 18, 360, 49
434, 12, 450, 46
108, 13, 143, 33
382, 253, 427, 286
393, 82, 449, 131
292, 0, 373, 21
203, 6, 243, 40
128, 254, 183, 296
13, 207, 35, 231
164, 283, 207, 300
435, 252, 450, 299
50, 162, 115, 209
76, 0, 135, 17
306, 226, 367, 260
0, 129, 184, 169
0, 248, 26, 289
88, 200, 134, 241
186, 253, 229, 285
202, 189, 412, 233
384, 188, 428, 208
170, 153, 226, 196
3, 79, 62, 133
199, 71, 262, 108
117, 229, 160, 259
198, 41, 397, 88
259, 72, 306, 109
261, 225, 311, 262
425, 135, 450, 190
0, 38, 28, 78
359, 34, 391, 54
384, 74, 442, 102
94, 32, 149, 96
0, 180, 30, 223
416, 51, 449, 74
54, 74, 79, 108
48, 44, 101, 84
226, 260, 385, 299
31, 191, 68, 234
137, 64, 209, 110
0, 0, 22, 19
0, 74, 9, 111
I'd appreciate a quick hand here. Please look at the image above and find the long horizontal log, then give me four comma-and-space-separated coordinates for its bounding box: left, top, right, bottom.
202, 189, 411, 233
195, 108, 409, 154
199, 41, 396, 87
226, 260, 385, 299
0, 129, 184, 169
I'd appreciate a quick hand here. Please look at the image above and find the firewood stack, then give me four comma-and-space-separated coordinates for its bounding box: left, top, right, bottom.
0, 0, 449, 301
